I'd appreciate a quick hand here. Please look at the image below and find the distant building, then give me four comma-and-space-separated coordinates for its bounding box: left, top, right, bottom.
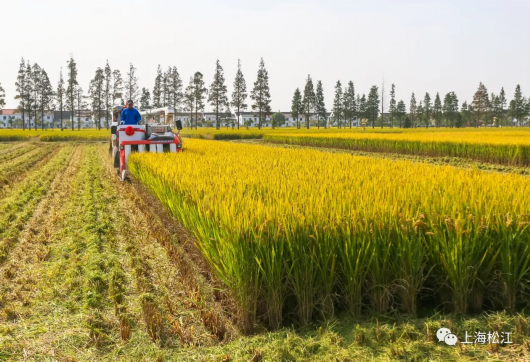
1, 107, 338, 129
0, 109, 106, 129
239, 111, 332, 127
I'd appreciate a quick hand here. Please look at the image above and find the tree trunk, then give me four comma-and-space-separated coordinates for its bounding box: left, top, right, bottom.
71, 98, 74, 131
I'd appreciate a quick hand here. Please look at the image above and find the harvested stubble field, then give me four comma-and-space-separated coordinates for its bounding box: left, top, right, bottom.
1, 136, 530, 361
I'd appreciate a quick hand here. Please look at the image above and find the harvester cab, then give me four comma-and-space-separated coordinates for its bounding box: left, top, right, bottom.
110, 106, 183, 181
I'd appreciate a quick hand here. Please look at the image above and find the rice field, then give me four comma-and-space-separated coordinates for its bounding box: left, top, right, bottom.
181, 127, 530, 165
264, 128, 530, 165
129, 139, 530, 332
1, 132, 530, 361
0, 129, 109, 142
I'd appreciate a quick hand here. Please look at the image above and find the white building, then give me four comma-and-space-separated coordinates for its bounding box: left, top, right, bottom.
0, 109, 106, 129
0, 109, 55, 129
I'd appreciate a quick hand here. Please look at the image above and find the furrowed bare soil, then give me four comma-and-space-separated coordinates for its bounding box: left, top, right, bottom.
0, 142, 529, 361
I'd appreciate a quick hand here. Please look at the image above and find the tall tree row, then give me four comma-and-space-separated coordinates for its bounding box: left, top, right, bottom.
140, 87, 151, 111
20, 62, 55, 130
471, 82, 489, 128
6, 58, 530, 130
75, 86, 87, 130
423, 92, 432, 127
367, 86, 379, 128
15, 58, 28, 130
342, 82, 356, 128
499, 88, 507, 126
0, 82, 5, 116
409, 93, 417, 128
231, 59, 247, 130
250, 58, 271, 129
124, 63, 139, 103
31, 63, 41, 130
291, 88, 302, 129
38, 69, 54, 130
389, 84, 396, 128
169, 66, 183, 112
185, 72, 207, 129
89, 68, 105, 130
302, 75, 315, 129
396, 100, 406, 127
208, 60, 228, 129
56, 69, 65, 130
315, 80, 326, 129
433, 93, 442, 127
153, 65, 163, 108
332, 81, 343, 128
66, 55, 78, 131
509, 85, 529, 126
104, 61, 112, 129
112, 70, 124, 106
442, 92, 459, 127
184, 76, 195, 129
152, 65, 182, 112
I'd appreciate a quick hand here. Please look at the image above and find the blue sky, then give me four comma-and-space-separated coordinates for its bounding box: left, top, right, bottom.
1, 0, 528, 110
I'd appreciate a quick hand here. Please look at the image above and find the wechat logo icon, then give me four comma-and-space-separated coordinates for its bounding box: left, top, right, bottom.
437, 328, 457, 346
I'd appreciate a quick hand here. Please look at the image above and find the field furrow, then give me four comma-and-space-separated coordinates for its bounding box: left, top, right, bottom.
0, 145, 42, 168
0, 144, 57, 191
99, 147, 236, 355
0, 145, 83, 358
0, 143, 33, 159
0, 145, 72, 262
0, 145, 123, 359
0, 143, 19, 153
0, 145, 234, 361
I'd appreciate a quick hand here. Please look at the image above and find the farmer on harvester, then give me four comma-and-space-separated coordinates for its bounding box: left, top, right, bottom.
121, 99, 142, 125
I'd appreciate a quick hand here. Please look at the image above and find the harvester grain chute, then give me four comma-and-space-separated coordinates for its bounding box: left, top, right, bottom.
110, 106, 183, 181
